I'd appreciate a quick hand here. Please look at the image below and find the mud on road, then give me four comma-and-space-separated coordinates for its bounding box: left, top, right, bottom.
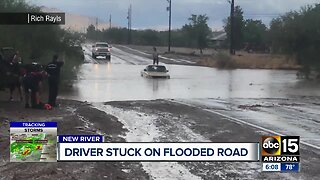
99, 99, 320, 180
1, 98, 319, 180
0, 100, 149, 180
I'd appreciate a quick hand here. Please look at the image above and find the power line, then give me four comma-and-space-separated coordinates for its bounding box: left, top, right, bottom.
245, 13, 281, 16
244, 13, 281, 17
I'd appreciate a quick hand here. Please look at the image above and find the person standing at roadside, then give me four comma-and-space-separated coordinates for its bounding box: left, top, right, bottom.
23, 63, 45, 108
12, 50, 22, 63
8, 51, 23, 101
152, 47, 159, 65
45, 55, 64, 107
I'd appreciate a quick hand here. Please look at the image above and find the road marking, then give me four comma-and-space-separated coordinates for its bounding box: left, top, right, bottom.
119, 45, 196, 64
159, 55, 196, 64
170, 100, 320, 151
111, 54, 135, 65
118, 45, 150, 56
112, 47, 150, 64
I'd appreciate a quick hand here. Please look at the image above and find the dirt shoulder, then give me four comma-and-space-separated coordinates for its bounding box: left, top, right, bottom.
1, 94, 319, 179
0, 92, 149, 179
198, 52, 300, 70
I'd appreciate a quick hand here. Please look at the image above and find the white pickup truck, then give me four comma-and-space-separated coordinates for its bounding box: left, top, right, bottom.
92, 42, 111, 60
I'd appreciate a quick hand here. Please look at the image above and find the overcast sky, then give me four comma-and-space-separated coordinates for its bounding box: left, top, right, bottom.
28, 0, 319, 30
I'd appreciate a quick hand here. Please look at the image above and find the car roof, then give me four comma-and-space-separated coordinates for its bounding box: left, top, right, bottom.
147, 65, 166, 68
95, 42, 108, 44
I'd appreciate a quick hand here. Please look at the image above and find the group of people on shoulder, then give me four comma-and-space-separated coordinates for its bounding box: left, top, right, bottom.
0, 52, 64, 110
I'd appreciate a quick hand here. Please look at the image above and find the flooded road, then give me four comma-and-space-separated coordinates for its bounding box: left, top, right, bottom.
61, 44, 320, 102
60, 44, 320, 180
62, 56, 320, 102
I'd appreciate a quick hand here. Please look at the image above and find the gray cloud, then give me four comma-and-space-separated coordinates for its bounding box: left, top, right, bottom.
28, 0, 319, 30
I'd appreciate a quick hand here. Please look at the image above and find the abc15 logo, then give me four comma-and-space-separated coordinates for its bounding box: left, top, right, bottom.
261, 136, 300, 156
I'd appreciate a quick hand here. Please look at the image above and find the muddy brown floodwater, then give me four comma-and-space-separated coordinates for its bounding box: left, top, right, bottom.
61, 62, 320, 102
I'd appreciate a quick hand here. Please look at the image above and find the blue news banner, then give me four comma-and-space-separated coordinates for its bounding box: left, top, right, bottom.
57, 135, 260, 161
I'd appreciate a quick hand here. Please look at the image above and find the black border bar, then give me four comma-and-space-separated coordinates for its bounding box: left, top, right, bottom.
0, 13, 65, 25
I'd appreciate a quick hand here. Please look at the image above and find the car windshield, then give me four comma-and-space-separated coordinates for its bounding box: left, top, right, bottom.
96, 44, 109, 47
147, 66, 167, 72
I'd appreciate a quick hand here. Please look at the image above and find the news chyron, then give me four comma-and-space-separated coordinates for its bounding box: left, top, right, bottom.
261, 136, 300, 172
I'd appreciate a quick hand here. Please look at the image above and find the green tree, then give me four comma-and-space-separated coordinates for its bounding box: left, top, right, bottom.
243, 19, 268, 52
243, 19, 270, 52
182, 14, 211, 53
86, 24, 96, 38
0, 0, 83, 80
269, 18, 284, 53
104, 27, 130, 44
224, 6, 245, 50
269, 4, 320, 76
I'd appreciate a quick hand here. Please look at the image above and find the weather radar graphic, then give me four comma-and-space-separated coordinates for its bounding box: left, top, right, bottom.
10, 122, 57, 162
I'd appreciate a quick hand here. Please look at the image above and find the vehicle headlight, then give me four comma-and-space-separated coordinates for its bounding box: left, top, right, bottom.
95, 48, 99, 51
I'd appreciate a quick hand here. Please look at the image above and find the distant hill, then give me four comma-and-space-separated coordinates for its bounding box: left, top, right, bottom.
41, 7, 116, 33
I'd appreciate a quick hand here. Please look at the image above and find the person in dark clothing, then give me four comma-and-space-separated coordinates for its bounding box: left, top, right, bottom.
46, 55, 64, 107
0, 54, 6, 90
152, 47, 159, 65
8, 52, 23, 101
22, 63, 44, 108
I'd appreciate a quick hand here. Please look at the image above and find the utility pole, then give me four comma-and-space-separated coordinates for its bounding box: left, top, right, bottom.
127, 4, 132, 44
127, 6, 130, 44
229, 0, 235, 55
95, 17, 98, 30
167, 0, 172, 52
109, 14, 112, 29
130, 4, 132, 44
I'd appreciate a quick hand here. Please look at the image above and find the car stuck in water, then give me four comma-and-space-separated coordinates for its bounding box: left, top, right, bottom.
141, 65, 170, 79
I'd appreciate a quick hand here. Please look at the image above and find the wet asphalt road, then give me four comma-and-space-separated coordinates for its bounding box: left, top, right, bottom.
61, 43, 320, 180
